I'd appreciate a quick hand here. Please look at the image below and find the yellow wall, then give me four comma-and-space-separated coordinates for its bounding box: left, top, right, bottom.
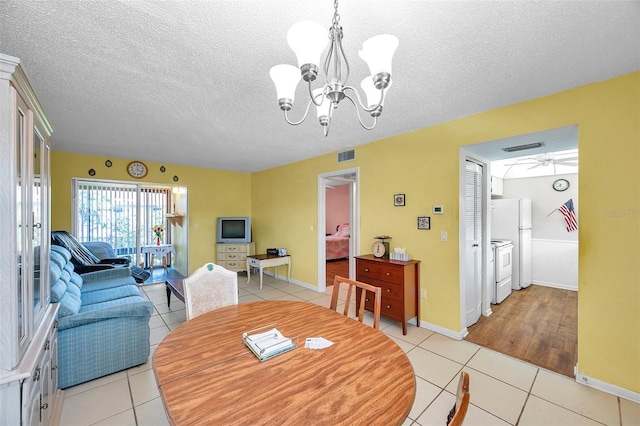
252, 73, 640, 393
50, 73, 639, 394
50, 152, 252, 274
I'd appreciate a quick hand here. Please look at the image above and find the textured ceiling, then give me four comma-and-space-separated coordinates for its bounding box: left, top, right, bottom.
1, 1, 638, 173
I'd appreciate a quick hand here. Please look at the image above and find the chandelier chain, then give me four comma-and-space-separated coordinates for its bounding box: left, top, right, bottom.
332, 0, 340, 26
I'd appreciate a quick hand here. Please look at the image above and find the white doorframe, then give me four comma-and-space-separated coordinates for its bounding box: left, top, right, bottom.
317, 167, 360, 292
458, 150, 491, 335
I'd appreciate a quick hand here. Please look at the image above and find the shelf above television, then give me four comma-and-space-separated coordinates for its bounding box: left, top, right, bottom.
166, 213, 184, 227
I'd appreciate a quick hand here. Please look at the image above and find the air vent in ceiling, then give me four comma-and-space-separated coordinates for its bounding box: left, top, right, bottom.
502, 142, 545, 153
337, 149, 355, 163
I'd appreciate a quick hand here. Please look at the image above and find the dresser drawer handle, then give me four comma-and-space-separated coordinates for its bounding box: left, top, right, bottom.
365, 298, 370, 302
386, 272, 391, 276
386, 288, 391, 293
386, 305, 392, 309
364, 268, 369, 272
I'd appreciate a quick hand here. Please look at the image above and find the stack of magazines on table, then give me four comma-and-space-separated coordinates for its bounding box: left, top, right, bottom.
242, 324, 298, 362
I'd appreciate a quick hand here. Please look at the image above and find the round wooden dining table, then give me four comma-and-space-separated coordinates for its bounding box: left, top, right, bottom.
153, 300, 416, 426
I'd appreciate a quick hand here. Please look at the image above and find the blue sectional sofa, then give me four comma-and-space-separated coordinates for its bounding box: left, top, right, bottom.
49, 245, 154, 389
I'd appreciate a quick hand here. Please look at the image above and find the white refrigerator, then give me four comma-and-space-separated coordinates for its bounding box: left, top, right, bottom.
491, 198, 532, 290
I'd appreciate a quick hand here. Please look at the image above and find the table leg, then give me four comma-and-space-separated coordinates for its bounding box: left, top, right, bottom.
247, 259, 251, 284
165, 282, 172, 308
150, 254, 155, 272
259, 266, 264, 290
287, 259, 291, 282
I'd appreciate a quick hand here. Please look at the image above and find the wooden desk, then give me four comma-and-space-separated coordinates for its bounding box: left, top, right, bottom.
246, 253, 291, 289
153, 301, 415, 426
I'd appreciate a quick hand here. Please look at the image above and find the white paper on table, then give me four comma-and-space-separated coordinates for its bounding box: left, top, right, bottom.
304, 337, 334, 349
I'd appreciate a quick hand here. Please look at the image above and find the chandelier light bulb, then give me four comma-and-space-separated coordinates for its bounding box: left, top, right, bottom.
361, 78, 392, 108
287, 21, 329, 70
358, 34, 399, 80
269, 64, 301, 109
313, 88, 331, 121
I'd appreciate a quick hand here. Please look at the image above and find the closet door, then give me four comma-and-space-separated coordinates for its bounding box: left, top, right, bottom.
464, 160, 483, 327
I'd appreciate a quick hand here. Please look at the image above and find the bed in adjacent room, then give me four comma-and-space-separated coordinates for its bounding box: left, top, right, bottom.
326, 223, 350, 260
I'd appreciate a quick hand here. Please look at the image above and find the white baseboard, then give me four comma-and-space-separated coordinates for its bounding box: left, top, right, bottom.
406, 317, 467, 340
575, 370, 640, 403
533, 280, 578, 291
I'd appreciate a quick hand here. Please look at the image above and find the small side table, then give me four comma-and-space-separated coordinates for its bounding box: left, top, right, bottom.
141, 244, 176, 272
246, 254, 291, 289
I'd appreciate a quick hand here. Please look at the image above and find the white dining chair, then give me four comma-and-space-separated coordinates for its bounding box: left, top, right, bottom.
183, 262, 238, 320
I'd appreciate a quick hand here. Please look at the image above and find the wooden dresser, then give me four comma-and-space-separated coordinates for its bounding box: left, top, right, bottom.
355, 255, 420, 335
216, 242, 255, 272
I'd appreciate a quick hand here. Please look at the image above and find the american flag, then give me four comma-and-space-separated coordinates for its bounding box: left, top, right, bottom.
559, 199, 578, 232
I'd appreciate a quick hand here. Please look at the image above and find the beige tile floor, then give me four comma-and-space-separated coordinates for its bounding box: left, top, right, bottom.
59, 273, 640, 426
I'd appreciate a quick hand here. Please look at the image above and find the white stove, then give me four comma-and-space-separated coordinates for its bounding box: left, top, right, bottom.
491, 240, 513, 304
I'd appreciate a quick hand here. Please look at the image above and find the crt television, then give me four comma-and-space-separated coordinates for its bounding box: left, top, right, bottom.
216, 217, 252, 243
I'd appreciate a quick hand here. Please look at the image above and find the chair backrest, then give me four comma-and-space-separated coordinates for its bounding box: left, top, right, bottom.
52, 230, 102, 267
82, 241, 117, 260
447, 371, 470, 426
183, 263, 238, 320
329, 276, 381, 329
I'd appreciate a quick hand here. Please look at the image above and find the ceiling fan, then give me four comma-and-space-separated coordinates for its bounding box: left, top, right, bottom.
506, 153, 578, 169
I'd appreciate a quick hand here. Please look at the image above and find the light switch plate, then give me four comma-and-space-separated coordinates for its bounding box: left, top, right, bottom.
433, 205, 444, 215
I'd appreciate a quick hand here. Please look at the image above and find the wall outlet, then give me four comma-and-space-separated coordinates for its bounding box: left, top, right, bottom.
440, 231, 447, 242
420, 289, 427, 299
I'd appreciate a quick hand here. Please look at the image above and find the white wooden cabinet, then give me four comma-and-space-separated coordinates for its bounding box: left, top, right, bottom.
491, 176, 504, 197
216, 243, 255, 272
0, 53, 62, 425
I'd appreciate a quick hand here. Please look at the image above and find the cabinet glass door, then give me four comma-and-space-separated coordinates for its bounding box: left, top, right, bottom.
32, 128, 47, 327
16, 99, 27, 348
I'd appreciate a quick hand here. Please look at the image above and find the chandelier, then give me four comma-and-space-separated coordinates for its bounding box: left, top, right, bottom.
269, 0, 399, 136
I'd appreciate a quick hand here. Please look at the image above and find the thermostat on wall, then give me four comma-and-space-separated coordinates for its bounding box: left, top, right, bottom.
433, 205, 444, 215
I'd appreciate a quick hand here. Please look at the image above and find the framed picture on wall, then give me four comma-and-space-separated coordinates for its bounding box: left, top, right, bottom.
417, 216, 430, 230
394, 194, 405, 206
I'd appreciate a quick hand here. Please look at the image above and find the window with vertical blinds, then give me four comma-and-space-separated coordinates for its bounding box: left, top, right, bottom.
73, 180, 171, 262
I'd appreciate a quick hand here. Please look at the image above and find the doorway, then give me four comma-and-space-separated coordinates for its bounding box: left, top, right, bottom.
317, 168, 359, 293
460, 125, 579, 377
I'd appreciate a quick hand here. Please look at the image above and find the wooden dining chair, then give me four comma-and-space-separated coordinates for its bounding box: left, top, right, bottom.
446, 371, 470, 426
183, 263, 238, 320
330, 276, 382, 329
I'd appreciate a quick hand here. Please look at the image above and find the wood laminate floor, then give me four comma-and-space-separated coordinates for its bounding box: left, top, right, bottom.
326, 259, 349, 287
466, 284, 578, 378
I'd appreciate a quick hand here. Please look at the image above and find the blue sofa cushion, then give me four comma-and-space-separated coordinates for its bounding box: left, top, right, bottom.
81, 285, 143, 306
50, 279, 67, 304
58, 290, 82, 317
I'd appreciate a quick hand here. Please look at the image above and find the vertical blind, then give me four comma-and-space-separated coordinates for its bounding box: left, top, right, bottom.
465, 161, 483, 241
73, 180, 171, 262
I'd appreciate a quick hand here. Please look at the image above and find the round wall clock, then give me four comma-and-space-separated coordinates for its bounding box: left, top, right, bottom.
553, 178, 570, 192
127, 161, 148, 179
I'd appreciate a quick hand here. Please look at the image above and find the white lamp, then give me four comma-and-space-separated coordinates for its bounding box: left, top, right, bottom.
287, 21, 329, 81
359, 34, 399, 89
269, 64, 301, 111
